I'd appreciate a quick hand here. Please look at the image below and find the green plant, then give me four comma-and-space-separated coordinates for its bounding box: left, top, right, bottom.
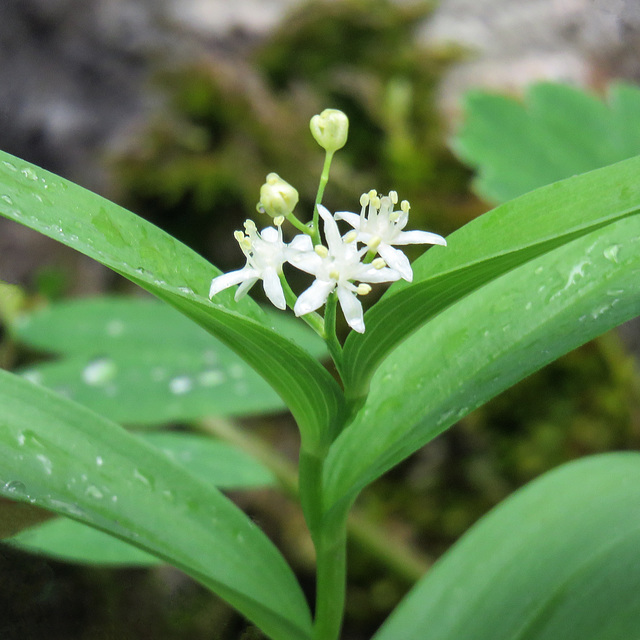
1, 102, 640, 640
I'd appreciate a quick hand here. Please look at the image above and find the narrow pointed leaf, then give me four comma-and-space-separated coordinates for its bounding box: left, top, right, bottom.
0, 152, 344, 449
325, 212, 640, 512
373, 453, 640, 640
0, 369, 312, 640
341, 155, 640, 402
8, 431, 275, 567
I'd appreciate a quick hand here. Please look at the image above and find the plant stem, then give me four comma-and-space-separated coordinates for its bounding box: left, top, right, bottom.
312, 151, 334, 245
312, 519, 348, 640
197, 417, 431, 585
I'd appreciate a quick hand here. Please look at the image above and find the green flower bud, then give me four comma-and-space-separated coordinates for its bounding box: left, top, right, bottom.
309, 108, 349, 153
258, 173, 299, 218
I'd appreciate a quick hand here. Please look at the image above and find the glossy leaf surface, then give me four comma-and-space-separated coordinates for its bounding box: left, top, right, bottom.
13, 297, 326, 425
0, 369, 312, 640
0, 151, 344, 450
453, 82, 640, 203
8, 431, 275, 566
341, 155, 640, 402
374, 453, 640, 640
325, 210, 640, 512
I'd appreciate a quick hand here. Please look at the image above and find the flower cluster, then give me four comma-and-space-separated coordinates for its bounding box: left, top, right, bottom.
209, 109, 446, 334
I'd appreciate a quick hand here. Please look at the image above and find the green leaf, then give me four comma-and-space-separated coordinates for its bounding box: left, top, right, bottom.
325, 211, 640, 513
13, 297, 326, 426
341, 155, 640, 403
0, 151, 344, 451
452, 81, 640, 203
12, 296, 328, 360
373, 453, 640, 640
139, 431, 276, 489
8, 431, 275, 566
8, 517, 160, 566
0, 369, 312, 640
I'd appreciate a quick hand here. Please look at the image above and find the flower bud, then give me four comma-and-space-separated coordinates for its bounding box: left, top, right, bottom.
259, 173, 299, 218
310, 109, 349, 153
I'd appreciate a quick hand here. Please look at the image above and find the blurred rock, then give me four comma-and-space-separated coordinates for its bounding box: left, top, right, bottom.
419, 0, 640, 120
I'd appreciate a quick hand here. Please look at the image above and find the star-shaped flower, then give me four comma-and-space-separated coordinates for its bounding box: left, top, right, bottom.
335, 190, 446, 281
291, 204, 400, 333
209, 218, 309, 310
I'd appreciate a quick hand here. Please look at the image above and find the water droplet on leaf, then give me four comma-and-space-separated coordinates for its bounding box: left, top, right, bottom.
82, 357, 117, 386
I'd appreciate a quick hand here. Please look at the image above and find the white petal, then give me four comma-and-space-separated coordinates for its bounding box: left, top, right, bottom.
262, 268, 286, 310
260, 226, 279, 242
209, 268, 255, 298
235, 276, 259, 300
289, 233, 314, 253
289, 250, 323, 276
317, 204, 343, 251
294, 279, 335, 316
378, 244, 413, 281
337, 286, 365, 333
334, 210, 361, 229
394, 230, 447, 246
356, 262, 403, 284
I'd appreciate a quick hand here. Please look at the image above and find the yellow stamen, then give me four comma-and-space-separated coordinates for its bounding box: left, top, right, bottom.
344, 230, 358, 243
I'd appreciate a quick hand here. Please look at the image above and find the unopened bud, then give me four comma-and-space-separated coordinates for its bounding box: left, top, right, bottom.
310, 109, 349, 153
259, 173, 299, 218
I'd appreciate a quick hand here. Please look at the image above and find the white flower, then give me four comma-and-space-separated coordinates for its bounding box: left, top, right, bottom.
292, 205, 400, 333
335, 190, 446, 282
209, 218, 309, 310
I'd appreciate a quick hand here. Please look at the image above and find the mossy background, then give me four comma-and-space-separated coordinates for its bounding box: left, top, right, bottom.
1, 1, 640, 639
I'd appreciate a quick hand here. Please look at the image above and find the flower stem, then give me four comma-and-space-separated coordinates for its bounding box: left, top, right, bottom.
279, 273, 325, 336
323, 291, 344, 375
286, 212, 314, 236
312, 151, 335, 245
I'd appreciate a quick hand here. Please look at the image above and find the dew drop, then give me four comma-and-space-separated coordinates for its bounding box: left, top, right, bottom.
177, 286, 194, 295
151, 367, 167, 382
229, 364, 244, 379
3, 480, 27, 496
202, 350, 218, 365
82, 357, 117, 386
169, 376, 192, 395
2, 160, 17, 172
106, 319, 124, 337
20, 167, 38, 181
133, 468, 154, 488
603, 244, 621, 264
197, 370, 225, 387
1, 194, 13, 205
36, 454, 53, 475
85, 485, 103, 499
21, 370, 42, 385
96, 456, 104, 467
